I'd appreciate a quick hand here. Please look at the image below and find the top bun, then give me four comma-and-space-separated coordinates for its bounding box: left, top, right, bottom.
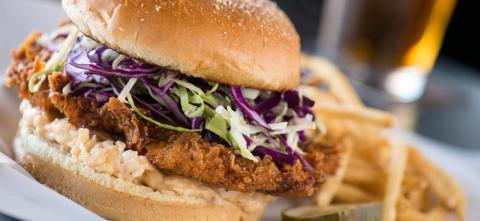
62, 0, 301, 91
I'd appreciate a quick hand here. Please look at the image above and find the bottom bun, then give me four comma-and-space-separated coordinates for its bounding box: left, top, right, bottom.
14, 129, 266, 221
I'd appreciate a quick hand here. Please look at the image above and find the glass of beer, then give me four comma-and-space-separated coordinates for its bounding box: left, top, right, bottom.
319, 0, 456, 102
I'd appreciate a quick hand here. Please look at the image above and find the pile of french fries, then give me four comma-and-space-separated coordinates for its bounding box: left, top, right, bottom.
300, 55, 466, 221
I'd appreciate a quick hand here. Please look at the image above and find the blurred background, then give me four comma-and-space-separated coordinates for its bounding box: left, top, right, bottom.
273, 0, 480, 151
0, 0, 479, 149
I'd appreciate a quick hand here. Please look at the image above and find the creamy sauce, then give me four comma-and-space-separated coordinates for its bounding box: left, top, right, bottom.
19, 101, 273, 212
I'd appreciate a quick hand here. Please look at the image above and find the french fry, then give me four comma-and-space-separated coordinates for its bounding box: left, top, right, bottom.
314, 115, 391, 150
335, 183, 378, 203
405, 187, 427, 210
301, 54, 363, 106
396, 194, 413, 212
344, 164, 383, 185
316, 139, 353, 206
348, 155, 376, 169
397, 207, 448, 221
301, 54, 466, 221
314, 103, 396, 128
299, 85, 342, 106
382, 138, 408, 221
426, 208, 449, 221
408, 148, 466, 219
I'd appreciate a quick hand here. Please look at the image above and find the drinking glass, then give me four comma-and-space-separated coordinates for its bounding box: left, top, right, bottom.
319, 0, 457, 102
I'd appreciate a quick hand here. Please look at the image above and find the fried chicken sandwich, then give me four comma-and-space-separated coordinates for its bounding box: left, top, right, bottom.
6, 0, 339, 220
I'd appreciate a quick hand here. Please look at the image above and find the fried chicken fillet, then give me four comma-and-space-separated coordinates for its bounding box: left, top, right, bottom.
6, 32, 340, 196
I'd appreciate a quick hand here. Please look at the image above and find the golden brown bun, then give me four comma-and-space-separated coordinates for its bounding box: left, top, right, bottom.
14, 130, 265, 221
62, 0, 301, 91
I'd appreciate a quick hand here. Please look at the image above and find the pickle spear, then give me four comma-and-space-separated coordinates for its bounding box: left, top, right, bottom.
282, 203, 383, 221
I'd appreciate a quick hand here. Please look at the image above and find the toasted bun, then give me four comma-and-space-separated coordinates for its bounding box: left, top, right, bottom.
14, 128, 265, 221
61, 0, 300, 91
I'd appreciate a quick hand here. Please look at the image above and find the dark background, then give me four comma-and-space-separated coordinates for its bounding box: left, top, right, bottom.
441, 0, 479, 69
273, 0, 479, 71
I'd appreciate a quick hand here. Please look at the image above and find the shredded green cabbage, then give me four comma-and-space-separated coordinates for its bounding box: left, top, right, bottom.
241, 88, 260, 100
205, 113, 231, 145
229, 127, 258, 162
28, 27, 79, 93
206, 83, 219, 94
126, 94, 200, 132
287, 132, 306, 155
28, 70, 49, 93
273, 102, 288, 123
112, 55, 126, 69
118, 78, 138, 103
173, 79, 219, 107
171, 86, 205, 118
173, 79, 204, 95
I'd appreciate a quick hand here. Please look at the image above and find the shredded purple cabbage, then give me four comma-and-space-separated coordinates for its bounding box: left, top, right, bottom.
60, 34, 317, 170
230, 87, 271, 130
254, 146, 296, 165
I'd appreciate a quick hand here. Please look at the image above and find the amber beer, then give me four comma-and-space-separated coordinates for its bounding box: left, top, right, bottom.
336, 0, 456, 101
